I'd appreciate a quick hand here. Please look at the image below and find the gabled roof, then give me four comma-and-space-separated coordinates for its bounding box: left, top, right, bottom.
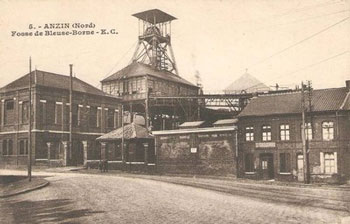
101, 62, 197, 88
97, 123, 152, 141
0, 70, 114, 98
239, 87, 350, 117
224, 72, 270, 93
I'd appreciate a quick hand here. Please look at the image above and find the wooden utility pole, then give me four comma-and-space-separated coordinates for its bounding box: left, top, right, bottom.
28, 57, 32, 182
121, 104, 125, 169
69, 64, 73, 166
301, 82, 310, 184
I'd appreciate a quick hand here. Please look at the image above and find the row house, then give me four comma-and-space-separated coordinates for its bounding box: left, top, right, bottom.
0, 70, 122, 167
237, 81, 350, 183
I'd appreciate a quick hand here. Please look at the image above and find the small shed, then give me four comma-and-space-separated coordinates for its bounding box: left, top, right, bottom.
96, 123, 155, 170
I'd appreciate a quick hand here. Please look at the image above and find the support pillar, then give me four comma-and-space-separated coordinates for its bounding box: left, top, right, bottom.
62, 141, 69, 166
82, 141, 88, 167
46, 142, 52, 166
100, 142, 107, 160
143, 143, 148, 169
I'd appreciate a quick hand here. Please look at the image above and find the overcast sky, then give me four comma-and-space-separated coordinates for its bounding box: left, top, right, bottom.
0, 0, 349, 92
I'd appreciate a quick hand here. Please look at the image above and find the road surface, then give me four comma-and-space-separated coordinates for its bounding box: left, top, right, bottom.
0, 170, 349, 223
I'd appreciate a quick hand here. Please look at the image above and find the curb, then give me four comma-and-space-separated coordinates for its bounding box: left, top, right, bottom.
0, 181, 50, 198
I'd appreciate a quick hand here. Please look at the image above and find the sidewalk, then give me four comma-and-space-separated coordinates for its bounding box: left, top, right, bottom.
0, 176, 49, 198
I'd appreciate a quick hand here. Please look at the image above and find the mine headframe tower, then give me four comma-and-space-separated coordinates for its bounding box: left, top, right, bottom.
132, 9, 179, 75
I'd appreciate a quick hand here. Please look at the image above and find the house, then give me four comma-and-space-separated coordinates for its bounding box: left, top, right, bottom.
237, 81, 350, 183
0, 70, 122, 168
153, 119, 238, 175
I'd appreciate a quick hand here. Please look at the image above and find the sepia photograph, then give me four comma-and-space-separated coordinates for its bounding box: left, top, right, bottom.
0, 0, 349, 223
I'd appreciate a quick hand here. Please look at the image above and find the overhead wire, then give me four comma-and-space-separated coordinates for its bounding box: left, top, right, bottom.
248, 16, 350, 69
283, 50, 349, 77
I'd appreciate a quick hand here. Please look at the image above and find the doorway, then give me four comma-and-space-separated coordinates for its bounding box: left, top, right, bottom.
260, 153, 274, 180
297, 154, 304, 182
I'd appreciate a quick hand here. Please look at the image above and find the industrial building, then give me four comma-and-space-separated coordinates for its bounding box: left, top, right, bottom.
101, 9, 201, 131
0, 70, 121, 168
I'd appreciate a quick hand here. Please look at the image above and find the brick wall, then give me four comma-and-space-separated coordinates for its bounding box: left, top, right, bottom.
156, 130, 237, 175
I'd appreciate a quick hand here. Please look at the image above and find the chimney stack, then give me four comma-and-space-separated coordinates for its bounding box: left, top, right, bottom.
346, 80, 350, 90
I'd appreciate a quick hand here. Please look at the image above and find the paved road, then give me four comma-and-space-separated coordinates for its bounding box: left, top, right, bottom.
0, 170, 349, 223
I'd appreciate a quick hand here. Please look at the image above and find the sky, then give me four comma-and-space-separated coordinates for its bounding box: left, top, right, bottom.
0, 0, 349, 92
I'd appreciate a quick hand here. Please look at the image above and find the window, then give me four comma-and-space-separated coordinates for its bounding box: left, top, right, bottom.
280, 124, 290, 141
77, 106, 82, 126
322, 122, 334, 140
22, 101, 30, 124
245, 153, 254, 172
6, 100, 14, 110
40, 101, 46, 124
321, 152, 337, 174
97, 108, 102, 127
89, 106, 97, 127
301, 123, 312, 140
72, 104, 79, 127
262, 125, 271, 141
4, 100, 15, 124
8, 140, 13, 155
55, 102, 63, 124
245, 127, 254, 141
261, 160, 268, 169
107, 109, 115, 128
2, 140, 7, 155
279, 153, 291, 173
19, 139, 28, 155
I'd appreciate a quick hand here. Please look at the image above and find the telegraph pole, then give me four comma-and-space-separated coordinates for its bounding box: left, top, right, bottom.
121, 105, 126, 170
69, 64, 73, 166
28, 57, 32, 182
301, 82, 310, 184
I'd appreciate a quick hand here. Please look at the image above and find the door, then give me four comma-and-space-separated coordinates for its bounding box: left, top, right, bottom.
73, 141, 84, 166
260, 153, 274, 180
297, 154, 304, 182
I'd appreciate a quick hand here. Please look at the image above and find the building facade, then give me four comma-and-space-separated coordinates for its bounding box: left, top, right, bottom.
238, 82, 350, 183
0, 70, 122, 168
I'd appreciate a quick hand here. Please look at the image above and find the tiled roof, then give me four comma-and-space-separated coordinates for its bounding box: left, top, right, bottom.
101, 62, 197, 88
0, 70, 114, 98
239, 87, 350, 117
97, 123, 152, 141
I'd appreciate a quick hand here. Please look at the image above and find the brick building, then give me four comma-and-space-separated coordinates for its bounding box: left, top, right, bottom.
0, 70, 122, 168
153, 120, 237, 175
238, 81, 350, 182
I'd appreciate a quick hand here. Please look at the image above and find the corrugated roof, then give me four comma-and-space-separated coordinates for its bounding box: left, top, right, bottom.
239, 87, 350, 117
213, 119, 238, 126
178, 121, 205, 128
101, 62, 197, 88
0, 70, 115, 98
97, 123, 152, 141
